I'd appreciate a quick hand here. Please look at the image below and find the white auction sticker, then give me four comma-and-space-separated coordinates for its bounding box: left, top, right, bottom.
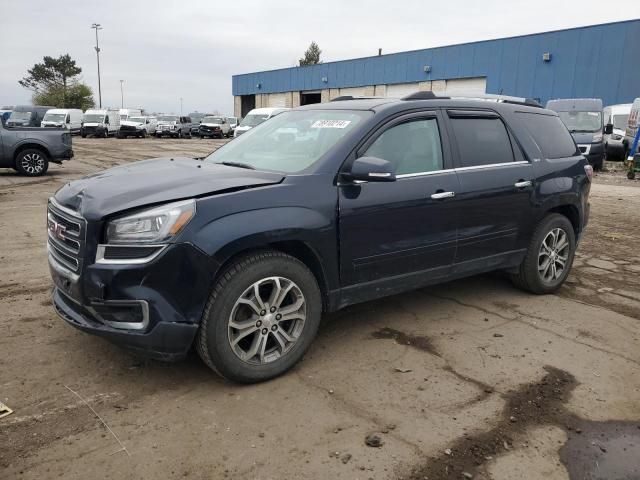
311, 120, 352, 129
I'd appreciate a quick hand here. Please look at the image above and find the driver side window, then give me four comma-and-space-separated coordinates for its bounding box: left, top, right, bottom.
364, 118, 443, 175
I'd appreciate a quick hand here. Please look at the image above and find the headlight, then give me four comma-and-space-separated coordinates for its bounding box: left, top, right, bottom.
592, 132, 603, 142
106, 199, 196, 244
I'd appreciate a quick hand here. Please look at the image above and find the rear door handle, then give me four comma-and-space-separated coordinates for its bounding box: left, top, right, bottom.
514, 180, 532, 188
430, 191, 455, 200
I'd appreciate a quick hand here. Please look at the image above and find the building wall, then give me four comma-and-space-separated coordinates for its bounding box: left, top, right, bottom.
232, 19, 640, 106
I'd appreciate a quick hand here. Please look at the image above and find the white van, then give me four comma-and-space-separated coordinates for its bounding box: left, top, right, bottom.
603, 103, 632, 160
234, 107, 289, 137
41, 108, 83, 134
119, 108, 143, 122
624, 98, 640, 158
81, 109, 121, 138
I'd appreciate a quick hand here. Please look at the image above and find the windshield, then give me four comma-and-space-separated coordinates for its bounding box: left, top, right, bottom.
129, 116, 146, 123
204, 110, 369, 173
613, 114, 629, 130
227, 117, 237, 124
83, 114, 105, 123
203, 116, 224, 124
9, 111, 32, 122
158, 115, 178, 122
43, 113, 66, 122
557, 111, 602, 133
240, 114, 269, 127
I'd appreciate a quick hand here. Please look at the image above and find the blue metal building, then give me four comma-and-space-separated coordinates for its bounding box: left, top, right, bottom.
232, 19, 640, 116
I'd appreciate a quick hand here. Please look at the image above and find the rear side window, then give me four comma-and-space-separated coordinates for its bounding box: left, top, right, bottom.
450, 117, 514, 167
517, 112, 578, 159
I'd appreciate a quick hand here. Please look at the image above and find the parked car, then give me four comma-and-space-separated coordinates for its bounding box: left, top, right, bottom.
199, 115, 231, 138
48, 93, 591, 383
41, 109, 83, 135
155, 115, 192, 138
603, 104, 632, 160
118, 116, 157, 138
81, 109, 121, 138
6, 105, 56, 127
546, 99, 605, 170
0, 116, 73, 176
234, 107, 288, 137
119, 108, 143, 122
189, 112, 208, 136
227, 116, 239, 135
624, 97, 640, 159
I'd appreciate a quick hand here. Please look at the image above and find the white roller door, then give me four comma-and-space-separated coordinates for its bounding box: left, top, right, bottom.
444, 77, 486, 95
267, 93, 287, 107
339, 87, 366, 97
385, 83, 420, 98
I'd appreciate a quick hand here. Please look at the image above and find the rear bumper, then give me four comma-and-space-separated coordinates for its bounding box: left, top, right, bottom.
52, 148, 74, 161
53, 288, 198, 360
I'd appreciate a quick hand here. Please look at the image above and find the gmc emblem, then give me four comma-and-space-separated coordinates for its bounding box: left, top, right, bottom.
48, 219, 67, 241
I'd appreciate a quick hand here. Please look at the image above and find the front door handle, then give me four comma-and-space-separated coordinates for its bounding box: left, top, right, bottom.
514, 180, 532, 189
430, 191, 455, 200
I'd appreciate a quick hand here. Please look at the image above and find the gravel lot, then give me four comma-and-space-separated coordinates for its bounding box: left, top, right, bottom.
1, 138, 639, 479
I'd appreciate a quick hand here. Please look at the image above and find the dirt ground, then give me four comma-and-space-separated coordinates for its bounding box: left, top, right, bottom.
1, 138, 639, 480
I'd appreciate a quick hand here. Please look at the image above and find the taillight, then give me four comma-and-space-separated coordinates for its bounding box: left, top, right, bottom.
584, 164, 593, 182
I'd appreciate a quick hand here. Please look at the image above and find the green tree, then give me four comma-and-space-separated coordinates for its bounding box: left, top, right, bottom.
33, 84, 95, 111
19, 54, 94, 108
299, 41, 322, 66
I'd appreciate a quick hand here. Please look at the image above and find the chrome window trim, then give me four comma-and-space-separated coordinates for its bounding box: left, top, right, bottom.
396, 168, 453, 179
454, 160, 529, 172
95, 244, 168, 265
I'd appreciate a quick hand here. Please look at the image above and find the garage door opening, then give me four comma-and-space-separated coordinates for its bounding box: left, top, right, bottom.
301, 91, 321, 105
240, 95, 255, 117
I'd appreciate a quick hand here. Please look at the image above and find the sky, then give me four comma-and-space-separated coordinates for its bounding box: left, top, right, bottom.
2, 1, 639, 115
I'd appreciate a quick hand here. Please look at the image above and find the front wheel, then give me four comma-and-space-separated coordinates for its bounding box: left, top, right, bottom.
196, 251, 322, 383
510, 214, 576, 294
15, 149, 49, 176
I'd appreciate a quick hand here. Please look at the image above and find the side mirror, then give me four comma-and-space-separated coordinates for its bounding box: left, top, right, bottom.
604, 123, 613, 135
66, 117, 70, 124
345, 156, 396, 182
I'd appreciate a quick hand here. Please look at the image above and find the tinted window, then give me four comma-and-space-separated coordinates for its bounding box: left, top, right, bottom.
450, 117, 514, 167
365, 118, 443, 175
517, 112, 578, 159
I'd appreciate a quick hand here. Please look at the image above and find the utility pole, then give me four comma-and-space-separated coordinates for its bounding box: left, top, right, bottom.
91, 23, 103, 108
120, 80, 124, 108
180, 97, 183, 115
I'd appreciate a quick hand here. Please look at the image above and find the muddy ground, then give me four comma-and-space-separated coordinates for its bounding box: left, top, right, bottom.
1, 138, 639, 479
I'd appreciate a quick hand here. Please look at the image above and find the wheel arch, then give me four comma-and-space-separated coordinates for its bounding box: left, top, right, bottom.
546, 204, 580, 236
13, 142, 51, 166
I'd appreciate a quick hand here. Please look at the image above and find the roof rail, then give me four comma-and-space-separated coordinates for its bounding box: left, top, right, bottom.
401, 91, 542, 107
330, 95, 385, 102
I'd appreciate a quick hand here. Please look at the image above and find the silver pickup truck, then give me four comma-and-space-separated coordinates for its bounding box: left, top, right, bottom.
0, 121, 73, 176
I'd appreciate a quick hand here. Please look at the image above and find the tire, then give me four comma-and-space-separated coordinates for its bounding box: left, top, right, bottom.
15, 149, 49, 176
628, 171, 636, 180
117, 132, 124, 139
510, 214, 576, 294
178, 129, 183, 138
196, 250, 322, 383
103, 129, 109, 138
141, 130, 147, 138
81, 133, 87, 138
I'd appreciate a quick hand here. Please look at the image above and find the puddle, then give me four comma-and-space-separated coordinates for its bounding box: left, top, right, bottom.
560, 421, 640, 479
371, 327, 440, 356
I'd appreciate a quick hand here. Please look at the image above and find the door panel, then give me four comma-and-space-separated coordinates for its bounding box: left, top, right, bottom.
339, 111, 459, 287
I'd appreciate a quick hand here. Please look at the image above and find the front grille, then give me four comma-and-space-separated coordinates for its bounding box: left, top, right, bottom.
47, 200, 87, 273
120, 125, 137, 132
83, 126, 96, 133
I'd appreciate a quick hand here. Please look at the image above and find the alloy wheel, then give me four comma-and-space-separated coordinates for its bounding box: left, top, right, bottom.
228, 276, 306, 365
538, 227, 570, 282
20, 152, 45, 175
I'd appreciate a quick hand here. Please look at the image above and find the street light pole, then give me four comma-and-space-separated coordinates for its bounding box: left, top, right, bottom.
91, 23, 103, 108
180, 97, 183, 115
120, 80, 124, 108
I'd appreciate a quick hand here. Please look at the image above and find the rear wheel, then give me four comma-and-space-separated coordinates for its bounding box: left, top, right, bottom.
510, 214, 575, 294
15, 149, 49, 176
196, 250, 322, 383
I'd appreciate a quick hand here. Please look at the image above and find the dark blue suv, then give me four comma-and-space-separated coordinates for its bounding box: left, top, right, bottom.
48, 93, 591, 383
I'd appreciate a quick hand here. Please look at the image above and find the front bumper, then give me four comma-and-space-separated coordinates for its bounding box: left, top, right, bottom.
49, 242, 218, 361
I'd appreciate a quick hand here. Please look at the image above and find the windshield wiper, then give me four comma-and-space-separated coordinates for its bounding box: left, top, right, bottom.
218, 161, 255, 170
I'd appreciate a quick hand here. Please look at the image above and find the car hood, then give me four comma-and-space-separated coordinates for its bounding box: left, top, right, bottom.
236, 125, 252, 131
121, 120, 144, 127
201, 122, 222, 127
54, 157, 285, 221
